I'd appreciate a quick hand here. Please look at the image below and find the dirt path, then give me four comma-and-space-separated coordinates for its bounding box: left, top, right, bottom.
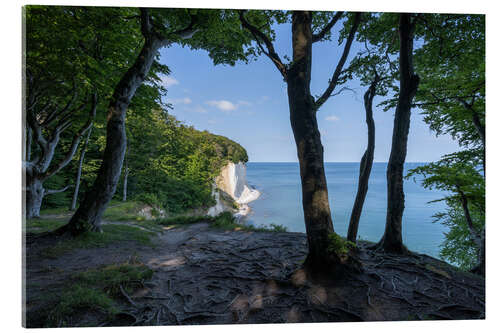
24, 222, 485, 327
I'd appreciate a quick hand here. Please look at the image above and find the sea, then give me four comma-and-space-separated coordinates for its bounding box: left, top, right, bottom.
243, 162, 449, 259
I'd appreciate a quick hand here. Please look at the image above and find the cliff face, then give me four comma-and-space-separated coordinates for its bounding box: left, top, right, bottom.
207, 162, 260, 218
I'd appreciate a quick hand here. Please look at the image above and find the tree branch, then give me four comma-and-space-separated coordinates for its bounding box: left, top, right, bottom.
239, 10, 288, 79
314, 12, 361, 110
42, 93, 97, 180
312, 11, 344, 43
45, 185, 71, 195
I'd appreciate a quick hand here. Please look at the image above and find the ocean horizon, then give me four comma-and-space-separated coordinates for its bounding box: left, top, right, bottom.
243, 162, 449, 259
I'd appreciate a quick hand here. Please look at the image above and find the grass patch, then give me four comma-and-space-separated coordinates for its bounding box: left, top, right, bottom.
39, 206, 71, 216
47, 284, 118, 327
25, 218, 68, 234
210, 212, 288, 232
41, 224, 156, 258
75, 261, 153, 296
155, 214, 211, 226
102, 201, 147, 222
45, 261, 153, 327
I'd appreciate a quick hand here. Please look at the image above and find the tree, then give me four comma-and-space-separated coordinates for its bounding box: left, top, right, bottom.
24, 75, 96, 218
375, 13, 420, 253
70, 124, 93, 210
63, 8, 256, 234
347, 73, 379, 242
240, 10, 361, 275
413, 14, 485, 166
24, 5, 161, 217
407, 14, 485, 274
406, 154, 485, 275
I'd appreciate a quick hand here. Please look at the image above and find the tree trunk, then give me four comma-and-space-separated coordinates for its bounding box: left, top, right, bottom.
70, 125, 93, 210
457, 188, 485, 276
64, 36, 162, 235
377, 13, 419, 253
122, 150, 129, 202
25, 168, 44, 219
287, 11, 336, 272
347, 78, 377, 242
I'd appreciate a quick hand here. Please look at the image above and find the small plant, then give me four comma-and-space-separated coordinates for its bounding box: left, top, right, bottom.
327, 233, 356, 256
268, 224, 288, 232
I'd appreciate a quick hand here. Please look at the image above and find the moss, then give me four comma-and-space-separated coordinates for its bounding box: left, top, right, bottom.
327, 233, 356, 256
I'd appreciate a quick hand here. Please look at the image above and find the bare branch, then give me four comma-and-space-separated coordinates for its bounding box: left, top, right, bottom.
45, 185, 71, 195
239, 10, 288, 79
42, 93, 97, 180
312, 11, 343, 43
315, 12, 361, 110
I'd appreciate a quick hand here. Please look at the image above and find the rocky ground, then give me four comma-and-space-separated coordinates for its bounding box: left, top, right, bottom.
24, 222, 485, 327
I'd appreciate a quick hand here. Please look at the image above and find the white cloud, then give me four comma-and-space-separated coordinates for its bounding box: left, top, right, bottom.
171, 97, 192, 105
206, 100, 237, 112
159, 75, 179, 88
325, 115, 340, 122
208, 119, 217, 124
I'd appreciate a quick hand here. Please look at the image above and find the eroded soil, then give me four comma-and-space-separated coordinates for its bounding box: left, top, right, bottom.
24, 222, 485, 327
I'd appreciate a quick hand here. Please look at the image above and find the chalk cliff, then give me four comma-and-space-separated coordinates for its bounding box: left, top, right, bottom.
207, 162, 260, 218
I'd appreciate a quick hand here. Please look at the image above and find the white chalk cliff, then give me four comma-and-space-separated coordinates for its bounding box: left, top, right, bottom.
207, 162, 260, 218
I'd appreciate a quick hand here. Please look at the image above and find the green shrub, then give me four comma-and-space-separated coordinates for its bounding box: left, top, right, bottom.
327, 233, 356, 256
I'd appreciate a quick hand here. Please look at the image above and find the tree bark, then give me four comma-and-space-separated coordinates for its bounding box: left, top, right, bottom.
122, 147, 129, 202
287, 12, 335, 272
347, 77, 378, 242
70, 125, 93, 210
64, 35, 162, 234
25, 167, 44, 218
377, 13, 419, 253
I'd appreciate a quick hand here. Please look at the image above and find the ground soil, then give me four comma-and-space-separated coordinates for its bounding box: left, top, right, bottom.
24, 221, 485, 327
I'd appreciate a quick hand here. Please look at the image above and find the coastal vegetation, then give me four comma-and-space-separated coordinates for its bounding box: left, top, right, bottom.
23, 5, 485, 327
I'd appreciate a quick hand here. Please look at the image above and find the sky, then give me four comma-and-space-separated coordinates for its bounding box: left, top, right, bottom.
158, 20, 460, 163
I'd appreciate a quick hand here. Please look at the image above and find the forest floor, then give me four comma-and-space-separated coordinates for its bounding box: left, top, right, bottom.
24, 215, 485, 327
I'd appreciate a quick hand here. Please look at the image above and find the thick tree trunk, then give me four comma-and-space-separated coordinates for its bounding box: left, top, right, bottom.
347, 79, 377, 242
70, 125, 93, 210
64, 37, 162, 234
25, 171, 44, 219
377, 14, 419, 253
287, 12, 336, 273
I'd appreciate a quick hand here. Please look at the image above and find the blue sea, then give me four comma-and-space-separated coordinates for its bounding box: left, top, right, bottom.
243, 162, 449, 259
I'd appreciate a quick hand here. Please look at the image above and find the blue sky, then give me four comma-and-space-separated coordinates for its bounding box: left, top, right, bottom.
158, 21, 460, 163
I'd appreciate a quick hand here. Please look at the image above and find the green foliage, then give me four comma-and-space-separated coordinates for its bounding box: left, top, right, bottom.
124, 109, 247, 214
435, 200, 483, 270
327, 233, 356, 256
407, 156, 484, 269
